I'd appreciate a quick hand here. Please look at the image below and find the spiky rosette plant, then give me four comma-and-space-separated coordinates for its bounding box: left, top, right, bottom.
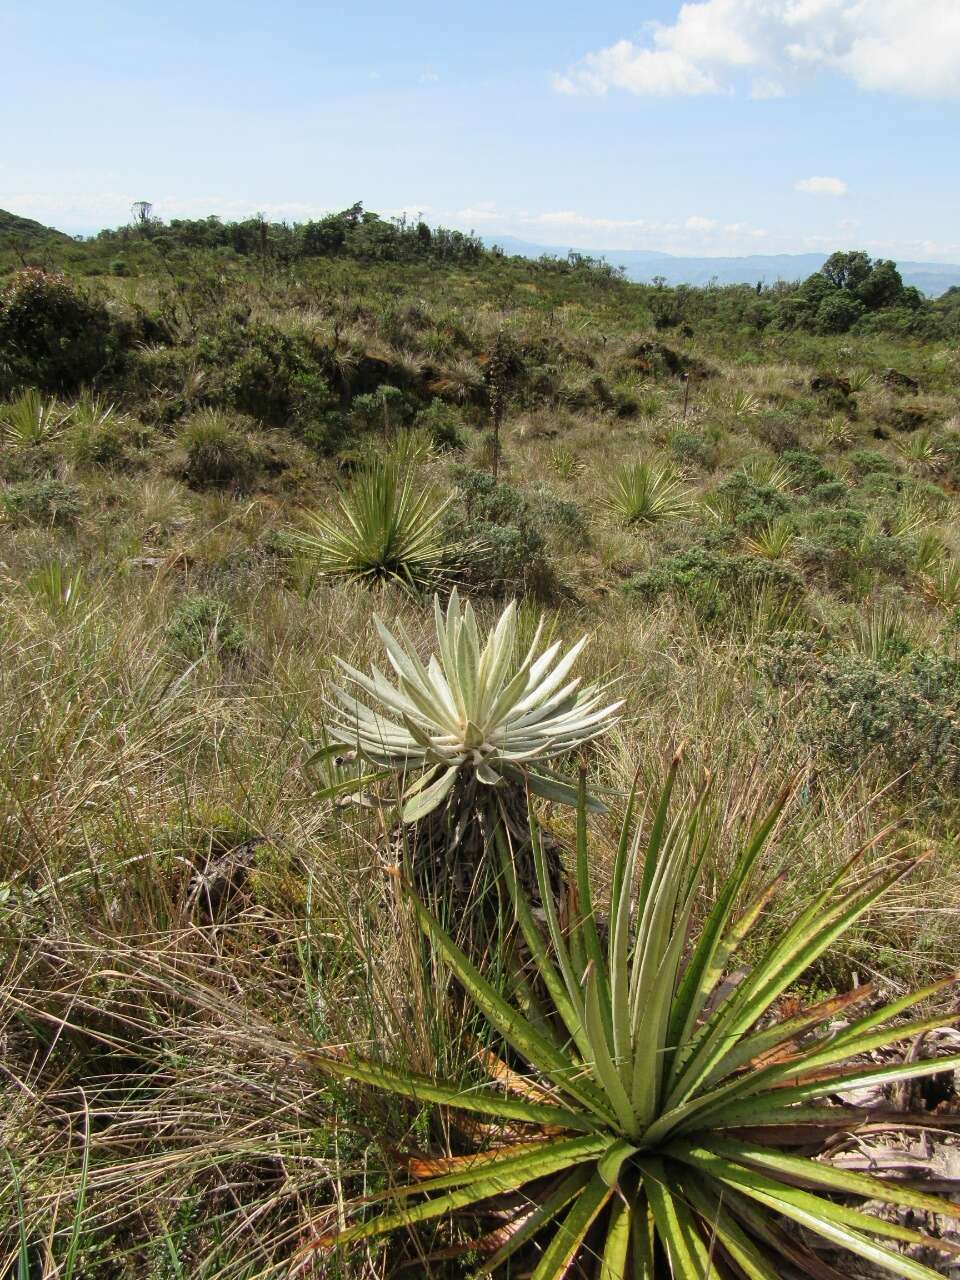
325, 589, 621, 907
288, 459, 457, 596
305, 763, 960, 1278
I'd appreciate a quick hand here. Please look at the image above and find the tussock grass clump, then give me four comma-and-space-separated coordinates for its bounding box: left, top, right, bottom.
174, 409, 260, 490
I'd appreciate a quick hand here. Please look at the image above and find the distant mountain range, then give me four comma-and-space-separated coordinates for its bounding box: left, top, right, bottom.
486, 236, 960, 298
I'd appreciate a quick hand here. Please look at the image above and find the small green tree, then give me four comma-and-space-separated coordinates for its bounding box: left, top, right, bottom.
821, 249, 873, 292
0, 268, 114, 393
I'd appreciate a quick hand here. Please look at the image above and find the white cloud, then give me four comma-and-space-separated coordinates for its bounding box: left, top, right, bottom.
685, 214, 718, 230
556, 0, 960, 99
794, 175, 848, 196
553, 41, 719, 96
750, 77, 785, 99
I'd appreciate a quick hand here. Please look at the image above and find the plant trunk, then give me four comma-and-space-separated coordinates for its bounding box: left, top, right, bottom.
389, 774, 565, 957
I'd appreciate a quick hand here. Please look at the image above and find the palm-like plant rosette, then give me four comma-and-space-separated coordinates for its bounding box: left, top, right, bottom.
306, 763, 960, 1278
326, 589, 623, 822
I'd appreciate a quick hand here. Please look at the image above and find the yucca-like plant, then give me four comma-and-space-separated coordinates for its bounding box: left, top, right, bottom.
67, 390, 119, 431
846, 367, 875, 393
27, 560, 90, 618
606, 461, 691, 527
289, 460, 457, 596
551, 444, 585, 482
700, 490, 738, 525
817, 414, 856, 450
896, 430, 945, 474
740, 457, 795, 493
0, 388, 65, 446
325, 590, 621, 903
849, 601, 911, 662
922, 559, 960, 609
727, 388, 762, 418
308, 764, 960, 1278
886, 494, 934, 540
743, 517, 795, 560
912, 528, 947, 575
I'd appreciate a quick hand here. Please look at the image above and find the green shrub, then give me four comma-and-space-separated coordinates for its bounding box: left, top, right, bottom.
531, 486, 589, 549
798, 505, 865, 552
175, 411, 259, 490
626, 547, 803, 625
350, 385, 409, 433
1, 476, 84, 526
446, 466, 558, 597
814, 290, 864, 333
781, 448, 835, 492
413, 398, 465, 452
808, 479, 847, 504
199, 322, 309, 422
850, 448, 896, 478
0, 268, 115, 393
669, 428, 716, 469
713, 472, 791, 532
767, 644, 960, 801
166, 594, 248, 664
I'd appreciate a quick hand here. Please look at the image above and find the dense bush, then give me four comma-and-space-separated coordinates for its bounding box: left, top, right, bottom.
626, 546, 804, 624
197, 322, 311, 423
781, 448, 835, 493
766, 639, 960, 802
669, 428, 716, 469
0, 268, 115, 393
1, 475, 84, 525
446, 466, 559, 597
413, 397, 466, 452
713, 472, 792, 531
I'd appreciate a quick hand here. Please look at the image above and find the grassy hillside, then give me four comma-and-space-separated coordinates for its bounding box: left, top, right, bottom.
2, 210, 960, 1277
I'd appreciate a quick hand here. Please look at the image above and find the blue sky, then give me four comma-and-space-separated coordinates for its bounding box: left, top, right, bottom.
2, 0, 959, 261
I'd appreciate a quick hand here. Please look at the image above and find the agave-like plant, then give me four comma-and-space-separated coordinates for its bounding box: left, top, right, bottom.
27, 561, 90, 618
727, 388, 762, 418
896, 430, 945, 475
849, 601, 912, 663
606, 461, 691, 527
0, 388, 65, 447
923, 559, 960, 609
307, 763, 960, 1278
740, 457, 795, 493
743, 517, 795, 561
288, 460, 456, 596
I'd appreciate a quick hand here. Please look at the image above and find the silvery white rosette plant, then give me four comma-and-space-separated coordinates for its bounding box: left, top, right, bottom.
325, 588, 622, 906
